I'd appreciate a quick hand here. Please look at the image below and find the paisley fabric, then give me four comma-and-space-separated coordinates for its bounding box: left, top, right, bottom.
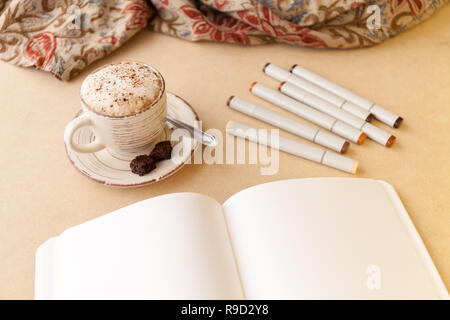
0, 0, 447, 80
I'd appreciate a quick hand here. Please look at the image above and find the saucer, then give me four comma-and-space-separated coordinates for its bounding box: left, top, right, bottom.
65, 92, 200, 187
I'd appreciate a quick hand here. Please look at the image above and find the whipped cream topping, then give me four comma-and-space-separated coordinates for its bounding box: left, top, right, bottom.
81, 62, 163, 116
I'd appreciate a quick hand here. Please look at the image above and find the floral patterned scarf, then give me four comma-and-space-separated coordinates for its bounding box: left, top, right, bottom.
0, 0, 447, 80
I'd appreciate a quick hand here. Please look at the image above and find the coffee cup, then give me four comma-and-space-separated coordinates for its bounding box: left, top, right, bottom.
64, 61, 167, 157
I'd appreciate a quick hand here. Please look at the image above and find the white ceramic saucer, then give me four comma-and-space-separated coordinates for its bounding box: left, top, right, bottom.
65, 92, 200, 187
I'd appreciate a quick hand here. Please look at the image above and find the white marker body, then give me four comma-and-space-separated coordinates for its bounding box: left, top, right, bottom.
360, 122, 393, 146
226, 121, 358, 174
228, 97, 347, 153
290, 65, 401, 127
263, 63, 371, 120
251, 83, 363, 144
280, 83, 393, 146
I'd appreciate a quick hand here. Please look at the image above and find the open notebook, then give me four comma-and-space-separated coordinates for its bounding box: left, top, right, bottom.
35, 178, 449, 299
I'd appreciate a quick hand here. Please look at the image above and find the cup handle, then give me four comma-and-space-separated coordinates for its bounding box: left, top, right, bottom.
64, 114, 105, 153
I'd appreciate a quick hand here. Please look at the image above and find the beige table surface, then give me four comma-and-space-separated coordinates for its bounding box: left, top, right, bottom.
1, 7, 449, 299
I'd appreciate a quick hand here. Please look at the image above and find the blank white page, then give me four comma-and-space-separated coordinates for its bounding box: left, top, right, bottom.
223, 178, 448, 299
36, 193, 243, 299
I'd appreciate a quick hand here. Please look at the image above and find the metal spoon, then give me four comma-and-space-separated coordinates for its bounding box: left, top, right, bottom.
166, 115, 218, 147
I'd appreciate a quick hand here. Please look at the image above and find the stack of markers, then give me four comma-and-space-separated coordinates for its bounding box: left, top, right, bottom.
226, 63, 403, 174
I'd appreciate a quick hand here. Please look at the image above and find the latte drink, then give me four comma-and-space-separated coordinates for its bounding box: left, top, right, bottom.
65, 62, 167, 156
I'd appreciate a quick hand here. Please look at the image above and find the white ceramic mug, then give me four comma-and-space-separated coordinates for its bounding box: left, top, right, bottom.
64, 63, 167, 157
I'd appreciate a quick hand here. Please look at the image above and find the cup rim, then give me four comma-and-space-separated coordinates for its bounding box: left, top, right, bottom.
79, 61, 166, 119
